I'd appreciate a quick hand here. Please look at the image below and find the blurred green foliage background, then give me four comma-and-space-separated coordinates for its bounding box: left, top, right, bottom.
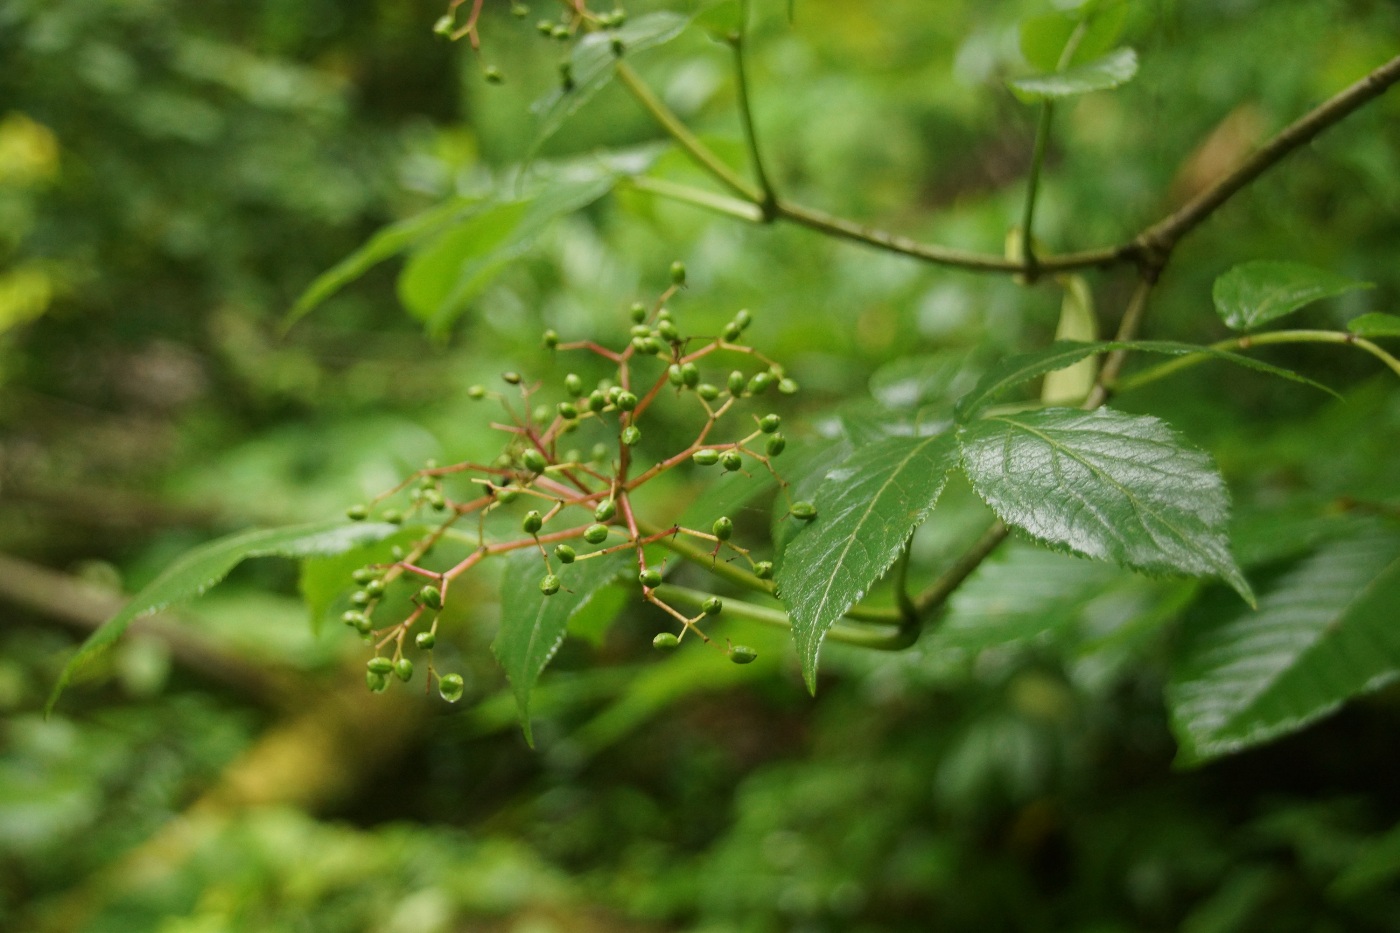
2, 0, 1399, 930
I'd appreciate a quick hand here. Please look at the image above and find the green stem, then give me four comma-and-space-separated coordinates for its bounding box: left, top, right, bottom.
1115, 329, 1400, 392
913, 521, 1009, 617
624, 176, 766, 223
1019, 101, 1054, 278
615, 61, 762, 204
655, 584, 916, 650
729, 31, 778, 218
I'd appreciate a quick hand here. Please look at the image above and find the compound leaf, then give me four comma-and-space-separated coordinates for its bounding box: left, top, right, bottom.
1214, 261, 1371, 331
49, 521, 404, 711
493, 549, 631, 746
1168, 526, 1400, 766
777, 432, 959, 693
958, 408, 1252, 602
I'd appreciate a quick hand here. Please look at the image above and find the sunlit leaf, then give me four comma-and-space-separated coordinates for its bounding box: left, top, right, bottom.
1020, 5, 1130, 73
48, 521, 403, 711
1347, 312, 1400, 338
298, 526, 425, 635
1214, 261, 1371, 331
778, 432, 960, 693
1169, 526, 1400, 765
1008, 48, 1138, 101
958, 408, 1252, 602
492, 549, 631, 746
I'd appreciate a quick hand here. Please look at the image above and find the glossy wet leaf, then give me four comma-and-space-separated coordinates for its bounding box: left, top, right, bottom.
1213, 261, 1371, 331
48, 521, 404, 711
1008, 47, 1138, 101
1168, 526, 1400, 766
492, 550, 631, 746
778, 432, 960, 693
958, 408, 1252, 602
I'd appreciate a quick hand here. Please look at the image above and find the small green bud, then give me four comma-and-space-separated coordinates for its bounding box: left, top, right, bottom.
555, 544, 577, 564
522, 510, 543, 534
511, 3, 529, 17
734, 308, 753, 331
468, 384, 487, 399
381, 509, 403, 525
346, 504, 369, 521
368, 657, 394, 676
748, 372, 775, 394
521, 448, 548, 473
609, 8, 627, 26
639, 567, 663, 588
702, 596, 722, 616
620, 425, 642, 446
778, 378, 799, 395
712, 516, 734, 540
629, 302, 648, 323
616, 390, 638, 411
351, 590, 371, 607
532, 404, 551, 425
652, 632, 680, 650
542, 328, 559, 348
419, 585, 443, 609
657, 307, 672, 321
594, 498, 617, 521
697, 383, 720, 401
766, 433, 787, 456
630, 323, 652, 339
536, 19, 555, 35
667, 364, 684, 386
564, 372, 584, 396
365, 578, 386, 597
641, 337, 662, 354
680, 362, 700, 387
728, 371, 746, 395
351, 567, 377, 584
584, 523, 610, 544
558, 402, 578, 420
692, 448, 720, 467
791, 501, 817, 521
502, 371, 522, 385
540, 574, 561, 596
394, 657, 414, 682
754, 561, 774, 580
591, 442, 610, 463
367, 670, 389, 693
721, 450, 744, 472
729, 645, 758, 664
438, 672, 465, 702
342, 611, 372, 633
416, 631, 436, 650
723, 321, 742, 342
433, 14, 455, 36
587, 390, 607, 412
658, 319, 680, 342
759, 413, 781, 433
552, 24, 570, 40
425, 489, 446, 511
670, 260, 686, 285
484, 65, 504, 85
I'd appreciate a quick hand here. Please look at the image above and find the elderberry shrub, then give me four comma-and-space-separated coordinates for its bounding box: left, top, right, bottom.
342, 266, 809, 694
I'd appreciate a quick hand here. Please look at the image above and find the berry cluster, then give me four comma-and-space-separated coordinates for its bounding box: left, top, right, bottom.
433, 1, 629, 86
342, 262, 815, 698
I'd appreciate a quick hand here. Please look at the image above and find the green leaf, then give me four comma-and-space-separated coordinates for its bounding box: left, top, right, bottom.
1169, 526, 1400, 766
1213, 261, 1371, 331
953, 339, 1333, 421
777, 432, 960, 693
48, 521, 403, 712
1008, 47, 1138, 101
1347, 312, 1400, 338
958, 408, 1252, 602
397, 174, 615, 335
284, 196, 482, 329
868, 350, 983, 409
492, 549, 631, 745
1019, 4, 1130, 73
298, 526, 425, 635
527, 12, 691, 159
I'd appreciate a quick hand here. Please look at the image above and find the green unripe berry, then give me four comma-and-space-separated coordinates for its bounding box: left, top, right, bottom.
425, 489, 446, 511
522, 510, 543, 534
367, 670, 389, 693
433, 14, 455, 36
670, 260, 686, 285
558, 401, 579, 419
368, 656, 394, 675
552, 24, 570, 40
728, 371, 746, 395
658, 320, 680, 342
438, 672, 465, 702
555, 544, 576, 564
702, 596, 723, 616
468, 384, 487, 399
734, 308, 752, 331
778, 378, 799, 395
667, 364, 684, 386
652, 632, 680, 650
365, 578, 386, 597
495, 486, 519, 504
721, 450, 744, 472
584, 523, 610, 544
416, 631, 436, 650
536, 19, 554, 35
620, 425, 641, 446
542, 328, 559, 348
642, 337, 663, 354
521, 448, 548, 473
729, 645, 758, 664
692, 448, 720, 467
381, 509, 403, 525
713, 516, 734, 541
766, 433, 786, 456
584, 390, 605, 413
511, 3, 529, 17
564, 372, 584, 396
351, 590, 371, 607
759, 413, 781, 433
754, 561, 774, 580
346, 504, 368, 521
484, 66, 504, 85
609, 8, 626, 26
791, 501, 818, 521
532, 404, 551, 425
591, 442, 609, 463
419, 585, 442, 610
594, 499, 617, 521
723, 321, 742, 342
657, 307, 673, 321
639, 567, 663, 588
342, 611, 372, 633
394, 657, 414, 682
697, 383, 720, 401
630, 323, 652, 339
616, 390, 638, 411
351, 567, 377, 585
679, 362, 700, 387
502, 371, 523, 385
748, 372, 775, 394
629, 302, 648, 323
540, 574, 561, 596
